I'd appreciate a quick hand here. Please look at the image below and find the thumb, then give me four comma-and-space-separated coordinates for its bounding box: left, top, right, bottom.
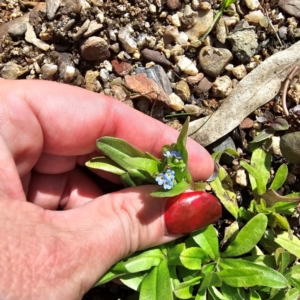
54, 186, 221, 295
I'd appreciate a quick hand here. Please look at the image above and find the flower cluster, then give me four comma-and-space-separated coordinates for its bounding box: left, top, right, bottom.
155, 169, 175, 190
164, 150, 182, 159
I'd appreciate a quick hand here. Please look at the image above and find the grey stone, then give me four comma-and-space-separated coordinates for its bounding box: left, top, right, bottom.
0, 62, 28, 79
73, 19, 90, 41
83, 20, 103, 37
46, 0, 61, 20
81, 37, 110, 61
280, 132, 300, 164
208, 135, 236, 164
212, 75, 233, 98
8, 21, 27, 37
278, 0, 300, 18
60, 0, 82, 15
118, 26, 137, 54
199, 46, 233, 77
135, 65, 172, 95
51, 51, 75, 82
228, 23, 258, 63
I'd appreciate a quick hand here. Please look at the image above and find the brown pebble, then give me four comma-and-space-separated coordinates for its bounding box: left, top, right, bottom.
111, 60, 132, 76
141, 48, 172, 67
240, 117, 254, 129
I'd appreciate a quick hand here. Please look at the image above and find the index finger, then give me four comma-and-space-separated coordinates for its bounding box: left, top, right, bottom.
2, 79, 214, 180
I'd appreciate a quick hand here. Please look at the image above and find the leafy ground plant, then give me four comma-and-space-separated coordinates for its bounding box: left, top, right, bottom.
86, 119, 300, 300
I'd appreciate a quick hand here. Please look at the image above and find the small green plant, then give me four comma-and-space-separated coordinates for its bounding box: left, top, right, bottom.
87, 120, 300, 299
196, 0, 238, 43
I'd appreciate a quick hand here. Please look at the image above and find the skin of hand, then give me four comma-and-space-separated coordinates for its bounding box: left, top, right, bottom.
0, 79, 214, 300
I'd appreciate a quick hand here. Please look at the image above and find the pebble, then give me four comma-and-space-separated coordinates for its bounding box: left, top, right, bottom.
46, 0, 61, 21
183, 104, 203, 116
240, 117, 254, 129
245, 10, 265, 25
245, 0, 260, 10
99, 69, 109, 83
197, 76, 213, 92
51, 51, 74, 82
25, 23, 50, 51
235, 169, 247, 187
186, 73, 204, 84
73, 19, 90, 41
111, 85, 127, 101
80, 37, 110, 61
169, 93, 184, 111
167, 0, 181, 10
174, 80, 190, 102
272, 136, 282, 156
185, 9, 213, 41
41, 63, 58, 80
177, 56, 198, 75
0, 62, 28, 79
60, 0, 82, 15
181, 5, 198, 28
176, 32, 189, 45
118, 26, 138, 54
163, 26, 179, 45
83, 20, 103, 37
232, 64, 247, 79
111, 60, 132, 76
228, 23, 258, 63
8, 21, 27, 38
278, 0, 300, 18
169, 13, 181, 27
135, 65, 172, 95
199, 46, 233, 77
216, 17, 227, 44
141, 48, 172, 67
212, 75, 233, 98
124, 73, 171, 106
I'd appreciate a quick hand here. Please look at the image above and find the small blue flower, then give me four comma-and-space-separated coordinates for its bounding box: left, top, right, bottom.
171, 150, 182, 159
155, 173, 165, 185
165, 169, 175, 180
163, 180, 174, 190
163, 151, 172, 157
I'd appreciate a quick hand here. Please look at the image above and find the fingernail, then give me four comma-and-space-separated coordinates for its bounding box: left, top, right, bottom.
164, 191, 222, 235
206, 162, 220, 182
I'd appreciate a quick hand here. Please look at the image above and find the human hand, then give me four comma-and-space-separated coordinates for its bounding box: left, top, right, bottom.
0, 79, 214, 299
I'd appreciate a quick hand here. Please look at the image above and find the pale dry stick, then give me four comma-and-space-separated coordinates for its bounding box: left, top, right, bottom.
282, 66, 299, 117
264, 9, 284, 49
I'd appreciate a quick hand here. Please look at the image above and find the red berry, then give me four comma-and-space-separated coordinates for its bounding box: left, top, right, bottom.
164, 191, 222, 235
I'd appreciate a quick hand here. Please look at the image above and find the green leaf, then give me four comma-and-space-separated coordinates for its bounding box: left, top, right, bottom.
192, 225, 219, 260
275, 248, 290, 274
167, 243, 185, 266
250, 128, 275, 143
286, 288, 300, 300
272, 201, 298, 215
179, 247, 209, 270
96, 137, 145, 170
125, 249, 164, 273
243, 255, 276, 269
284, 265, 300, 290
120, 172, 137, 187
124, 157, 160, 174
221, 221, 239, 247
120, 272, 147, 291
218, 268, 262, 287
208, 286, 231, 300
269, 212, 291, 232
176, 117, 189, 164
249, 289, 261, 300
198, 272, 222, 292
195, 288, 207, 300
221, 284, 246, 300
85, 156, 126, 175
210, 166, 239, 219
250, 147, 271, 192
261, 189, 300, 207
222, 214, 268, 257
150, 180, 189, 197
219, 258, 288, 288
174, 277, 202, 299
269, 164, 288, 191
96, 261, 128, 285
139, 260, 173, 300
273, 231, 300, 258
240, 160, 266, 195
